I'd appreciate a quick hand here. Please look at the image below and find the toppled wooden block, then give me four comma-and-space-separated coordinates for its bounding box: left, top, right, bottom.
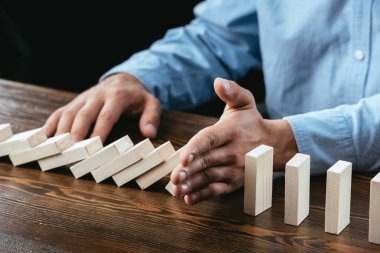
284, 153, 310, 226
325, 160, 352, 235
0, 124, 13, 142
38, 136, 103, 171
70, 135, 133, 179
135, 147, 182, 190
91, 139, 154, 183
165, 181, 175, 196
9, 133, 73, 166
244, 144, 273, 216
112, 141, 175, 187
0, 128, 47, 157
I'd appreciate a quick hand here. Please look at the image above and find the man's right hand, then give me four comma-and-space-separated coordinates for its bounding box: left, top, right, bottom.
44, 73, 161, 142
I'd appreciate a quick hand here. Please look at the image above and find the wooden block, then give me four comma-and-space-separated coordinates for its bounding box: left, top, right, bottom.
70, 135, 133, 179
325, 160, 352, 235
38, 136, 103, 171
112, 141, 175, 187
244, 144, 273, 216
0, 124, 13, 142
135, 147, 182, 190
165, 181, 175, 196
284, 153, 310, 226
91, 139, 154, 183
9, 133, 73, 166
369, 172, 380, 244
0, 128, 47, 157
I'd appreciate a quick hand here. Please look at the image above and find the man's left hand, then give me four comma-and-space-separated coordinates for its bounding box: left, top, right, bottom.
170, 78, 297, 205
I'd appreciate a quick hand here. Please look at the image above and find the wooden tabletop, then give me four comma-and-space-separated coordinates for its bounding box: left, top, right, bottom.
0, 78, 379, 253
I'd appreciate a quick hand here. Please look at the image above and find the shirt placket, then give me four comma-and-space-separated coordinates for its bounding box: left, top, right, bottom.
349, 0, 373, 102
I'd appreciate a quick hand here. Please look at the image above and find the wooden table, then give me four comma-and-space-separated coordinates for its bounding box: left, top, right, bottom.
0, 78, 379, 253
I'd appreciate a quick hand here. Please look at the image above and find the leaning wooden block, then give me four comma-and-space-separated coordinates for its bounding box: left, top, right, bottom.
325, 160, 352, 235
369, 172, 380, 244
70, 135, 133, 179
91, 139, 154, 183
112, 141, 175, 187
38, 136, 103, 171
9, 133, 73, 166
285, 153, 310, 226
165, 181, 175, 196
135, 147, 182, 190
0, 124, 13, 142
244, 144, 273, 216
0, 128, 47, 157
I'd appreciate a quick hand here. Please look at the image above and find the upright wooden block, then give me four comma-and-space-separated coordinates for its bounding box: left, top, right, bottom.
369, 172, 380, 244
165, 181, 175, 196
112, 141, 175, 187
244, 144, 273, 216
0, 128, 47, 157
38, 136, 103, 171
135, 148, 182, 190
70, 135, 133, 178
325, 160, 352, 235
0, 124, 13, 142
9, 133, 73, 166
91, 139, 154, 183
285, 153, 310, 226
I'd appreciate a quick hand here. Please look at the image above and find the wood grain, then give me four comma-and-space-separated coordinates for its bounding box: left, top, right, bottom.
0, 78, 379, 252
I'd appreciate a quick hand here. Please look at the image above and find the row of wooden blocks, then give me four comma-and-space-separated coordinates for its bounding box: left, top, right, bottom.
1, 124, 379, 244
0, 124, 180, 191
241, 144, 380, 244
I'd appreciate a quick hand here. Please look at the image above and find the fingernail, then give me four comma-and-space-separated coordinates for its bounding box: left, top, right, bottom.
145, 123, 157, 136
179, 171, 187, 183
188, 154, 195, 164
220, 78, 232, 95
180, 183, 189, 195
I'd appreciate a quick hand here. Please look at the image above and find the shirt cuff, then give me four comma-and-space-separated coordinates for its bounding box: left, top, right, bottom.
284, 108, 356, 175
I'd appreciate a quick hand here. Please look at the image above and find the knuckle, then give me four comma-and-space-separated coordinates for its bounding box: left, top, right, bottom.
98, 112, 115, 122
62, 108, 77, 118
77, 109, 93, 119
207, 134, 217, 150
200, 170, 212, 184
201, 155, 210, 169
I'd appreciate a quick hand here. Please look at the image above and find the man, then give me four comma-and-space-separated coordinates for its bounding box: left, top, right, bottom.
44, 0, 380, 205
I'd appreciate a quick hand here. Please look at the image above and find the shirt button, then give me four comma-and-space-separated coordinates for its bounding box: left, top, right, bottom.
355, 50, 365, 61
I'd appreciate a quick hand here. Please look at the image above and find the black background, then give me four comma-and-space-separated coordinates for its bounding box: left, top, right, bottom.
0, 1, 264, 116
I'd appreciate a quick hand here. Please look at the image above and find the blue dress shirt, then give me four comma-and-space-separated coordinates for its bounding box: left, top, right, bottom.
102, 0, 380, 174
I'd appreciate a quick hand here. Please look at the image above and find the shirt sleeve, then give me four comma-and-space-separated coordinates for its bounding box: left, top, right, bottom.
285, 93, 380, 174
101, 0, 261, 110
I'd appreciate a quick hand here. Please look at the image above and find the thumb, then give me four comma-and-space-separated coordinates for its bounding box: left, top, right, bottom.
214, 77, 255, 109
139, 96, 162, 138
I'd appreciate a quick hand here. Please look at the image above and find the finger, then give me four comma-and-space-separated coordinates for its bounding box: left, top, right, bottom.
171, 145, 234, 185
55, 102, 85, 135
173, 166, 229, 197
179, 123, 233, 171
184, 182, 230, 205
91, 100, 123, 142
44, 108, 63, 137
70, 100, 104, 141
139, 96, 161, 138
214, 77, 254, 110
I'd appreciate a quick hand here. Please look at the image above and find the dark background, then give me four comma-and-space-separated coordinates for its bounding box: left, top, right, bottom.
0, 1, 264, 116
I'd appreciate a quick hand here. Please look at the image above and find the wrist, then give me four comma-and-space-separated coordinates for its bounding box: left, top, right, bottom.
263, 119, 298, 171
